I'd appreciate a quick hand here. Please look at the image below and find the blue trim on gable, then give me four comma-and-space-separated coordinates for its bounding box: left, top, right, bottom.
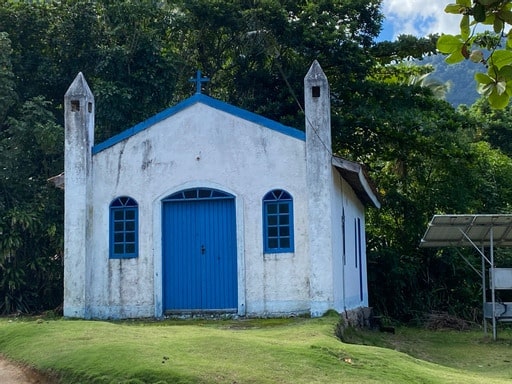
92, 94, 305, 154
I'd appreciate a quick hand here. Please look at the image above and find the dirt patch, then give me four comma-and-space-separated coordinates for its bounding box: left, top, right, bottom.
0, 355, 54, 384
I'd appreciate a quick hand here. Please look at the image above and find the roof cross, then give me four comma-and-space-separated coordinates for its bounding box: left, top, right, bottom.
189, 70, 210, 94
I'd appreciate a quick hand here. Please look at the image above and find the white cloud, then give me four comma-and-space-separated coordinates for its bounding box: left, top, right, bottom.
382, 0, 461, 39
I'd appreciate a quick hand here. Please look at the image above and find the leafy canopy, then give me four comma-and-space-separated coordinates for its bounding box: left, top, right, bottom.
437, 0, 512, 108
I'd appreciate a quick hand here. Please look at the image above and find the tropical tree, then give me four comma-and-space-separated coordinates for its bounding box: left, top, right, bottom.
464, 97, 512, 155
437, 0, 512, 108
356, 80, 512, 320
0, 31, 64, 313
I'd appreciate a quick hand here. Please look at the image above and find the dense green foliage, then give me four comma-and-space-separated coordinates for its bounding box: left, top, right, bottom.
0, 30, 64, 313
2, 0, 512, 323
437, 0, 512, 108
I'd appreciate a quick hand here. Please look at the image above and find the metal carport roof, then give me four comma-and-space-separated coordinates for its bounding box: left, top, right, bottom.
420, 214, 512, 248
420, 214, 512, 340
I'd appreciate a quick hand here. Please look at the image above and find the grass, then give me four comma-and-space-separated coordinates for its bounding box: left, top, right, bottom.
342, 324, 512, 382
1, 313, 512, 383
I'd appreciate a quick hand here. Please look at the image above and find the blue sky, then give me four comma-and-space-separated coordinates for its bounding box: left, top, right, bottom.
379, 0, 460, 41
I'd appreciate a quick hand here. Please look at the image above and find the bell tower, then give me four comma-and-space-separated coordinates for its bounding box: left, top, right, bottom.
305, 60, 335, 316
63, 72, 94, 318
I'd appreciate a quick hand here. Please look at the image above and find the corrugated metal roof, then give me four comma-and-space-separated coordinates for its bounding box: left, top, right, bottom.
420, 214, 512, 248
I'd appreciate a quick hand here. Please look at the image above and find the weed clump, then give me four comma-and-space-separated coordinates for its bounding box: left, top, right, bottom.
424, 311, 473, 331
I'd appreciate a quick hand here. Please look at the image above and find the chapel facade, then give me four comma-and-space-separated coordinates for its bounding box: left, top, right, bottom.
63, 61, 380, 319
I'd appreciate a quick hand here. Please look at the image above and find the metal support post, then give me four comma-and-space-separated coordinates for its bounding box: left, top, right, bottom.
482, 245, 487, 335
491, 227, 497, 341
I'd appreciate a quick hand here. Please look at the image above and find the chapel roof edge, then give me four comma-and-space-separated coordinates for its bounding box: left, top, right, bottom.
92, 93, 304, 155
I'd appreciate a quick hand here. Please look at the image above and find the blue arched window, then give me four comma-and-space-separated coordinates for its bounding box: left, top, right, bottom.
263, 189, 294, 253
110, 196, 138, 259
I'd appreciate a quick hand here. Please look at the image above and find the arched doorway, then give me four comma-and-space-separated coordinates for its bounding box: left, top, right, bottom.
162, 188, 237, 313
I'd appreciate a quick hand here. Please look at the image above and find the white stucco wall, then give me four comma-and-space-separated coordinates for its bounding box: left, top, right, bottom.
331, 173, 369, 312
87, 102, 310, 318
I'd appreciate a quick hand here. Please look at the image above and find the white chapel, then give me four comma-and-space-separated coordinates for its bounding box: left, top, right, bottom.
62, 61, 380, 319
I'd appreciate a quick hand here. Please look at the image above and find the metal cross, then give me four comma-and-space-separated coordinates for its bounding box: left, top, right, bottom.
189, 70, 210, 94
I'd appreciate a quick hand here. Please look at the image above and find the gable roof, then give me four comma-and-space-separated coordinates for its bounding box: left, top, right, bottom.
332, 156, 381, 209
92, 93, 305, 155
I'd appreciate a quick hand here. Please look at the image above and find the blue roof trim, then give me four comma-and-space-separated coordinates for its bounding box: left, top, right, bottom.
92, 94, 305, 155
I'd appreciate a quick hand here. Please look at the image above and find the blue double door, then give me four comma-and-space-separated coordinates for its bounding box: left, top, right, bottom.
162, 189, 237, 312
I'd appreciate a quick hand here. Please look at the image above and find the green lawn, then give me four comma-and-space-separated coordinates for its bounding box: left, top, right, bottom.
1, 314, 512, 383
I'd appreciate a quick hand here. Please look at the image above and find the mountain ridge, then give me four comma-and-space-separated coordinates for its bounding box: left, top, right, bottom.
420, 54, 481, 107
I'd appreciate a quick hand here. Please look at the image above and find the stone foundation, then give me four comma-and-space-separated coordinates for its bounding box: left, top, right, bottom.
340, 307, 373, 329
